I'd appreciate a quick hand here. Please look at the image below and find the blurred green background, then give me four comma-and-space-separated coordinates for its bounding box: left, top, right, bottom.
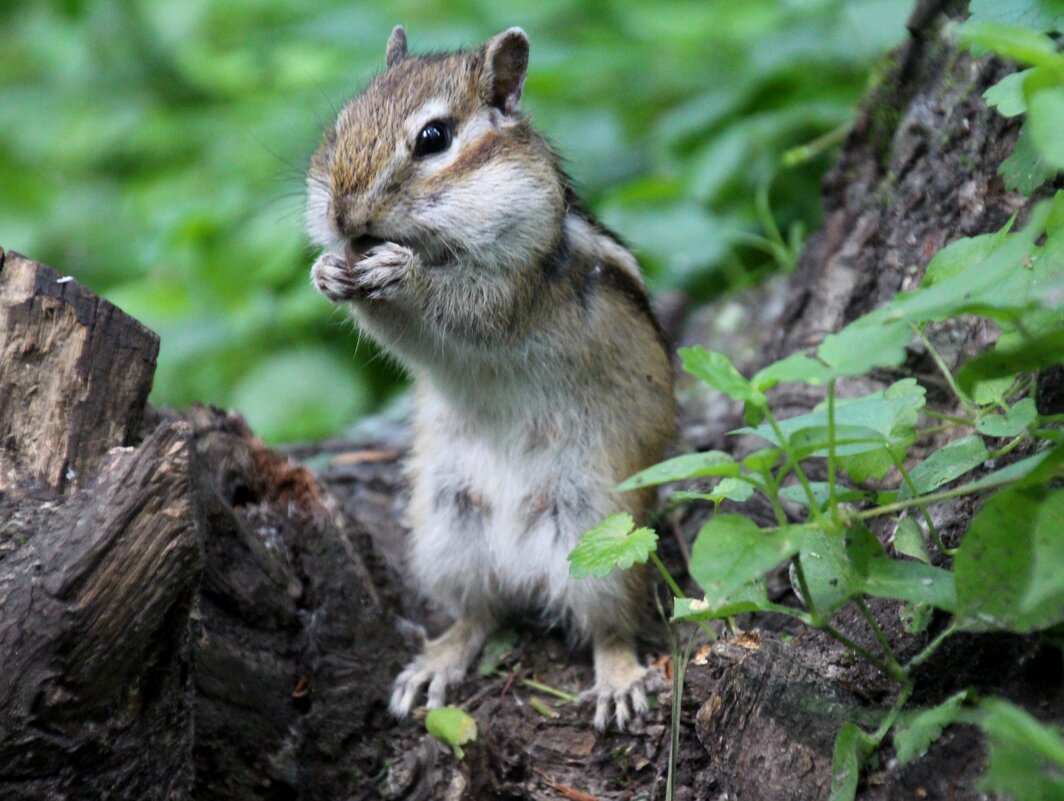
0, 0, 913, 442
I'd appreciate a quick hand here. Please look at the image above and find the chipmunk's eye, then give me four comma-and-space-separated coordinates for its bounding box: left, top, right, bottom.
414, 119, 452, 158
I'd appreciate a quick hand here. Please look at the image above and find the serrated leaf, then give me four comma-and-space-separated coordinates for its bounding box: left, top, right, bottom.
900, 435, 989, 498
680, 346, 766, 405
984, 69, 1032, 117
568, 513, 658, 578
978, 698, 1064, 800
690, 516, 806, 606
830, 722, 877, 801
894, 691, 969, 764
894, 518, 930, 563
426, 707, 478, 759
955, 487, 1064, 631
616, 451, 740, 491
977, 398, 1039, 437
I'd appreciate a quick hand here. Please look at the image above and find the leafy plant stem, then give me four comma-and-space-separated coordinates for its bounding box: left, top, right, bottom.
914, 325, 975, 415
922, 410, 975, 426
820, 623, 900, 681
906, 621, 959, 672
766, 410, 825, 523
650, 552, 686, 600
827, 379, 839, 516
666, 631, 697, 801
792, 554, 819, 619
892, 455, 953, 556
987, 433, 1027, 460
873, 682, 914, 742
855, 470, 1036, 521
856, 598, 905, 679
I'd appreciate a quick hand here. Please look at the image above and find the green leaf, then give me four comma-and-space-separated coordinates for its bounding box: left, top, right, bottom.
968, 0, 1064, 33
894, 518, 930, 563
922, 226, 1012, 287
616, 451, 740, 491
971, 374, 1019, 405
960, 331, 1064, 395
425, 706, 478, 759
829, 722, 877, 801
680, 346, 766, 406
1000, 124, 1059, 194
894, 691, 969, 764
799, 525, 883, 616
983, 70, 1032, 117
743, 448, 781, 473
958, 21, 1059, 66
955, 487, 1064, 631
900, 435, 989, 498
672, 477, 755, 504
901, 602, 934, 634
1028, 87, 1064, 169
736, 380, 925, 467
752, 351, 834, 390
778, 482, 874, 510
978, 698, 1064, 800
671, 581, 772, 621
976, 398, 1039, 437
862, 558, 957, 611
568, 513, 658, 579
816, 321, 912, 378
689, 516, 806, 606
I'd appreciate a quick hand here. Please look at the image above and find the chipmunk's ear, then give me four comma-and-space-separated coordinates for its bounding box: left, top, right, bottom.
386, 25, 408, 68
480, 27, 529, 115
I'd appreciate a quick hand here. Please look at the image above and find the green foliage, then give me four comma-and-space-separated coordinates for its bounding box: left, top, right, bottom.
955, 487, 1064, 632
425, 706, 478, 759
978, 699, 1064, 800
571, 199, 1064, 799
961, 5, 1064, 195
689, 515, 803, 607
567, 513, 657, 579
893, 691, 969, 764
829, 723, 877, 801
0, 0, 915, 441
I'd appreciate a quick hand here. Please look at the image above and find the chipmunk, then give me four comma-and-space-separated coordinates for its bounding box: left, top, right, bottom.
306, 25, 675, 730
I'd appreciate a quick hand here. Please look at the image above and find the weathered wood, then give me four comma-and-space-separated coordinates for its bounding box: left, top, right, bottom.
0, 421, 202, 799
0, 250, 159, 492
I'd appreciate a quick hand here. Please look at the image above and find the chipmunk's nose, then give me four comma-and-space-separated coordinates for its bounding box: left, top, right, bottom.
332, 193, 371, 240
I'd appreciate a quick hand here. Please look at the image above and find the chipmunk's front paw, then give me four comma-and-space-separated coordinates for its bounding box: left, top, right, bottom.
310, 242, 413, 303
352, 242, 414, 300
587, 644, 665, 731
